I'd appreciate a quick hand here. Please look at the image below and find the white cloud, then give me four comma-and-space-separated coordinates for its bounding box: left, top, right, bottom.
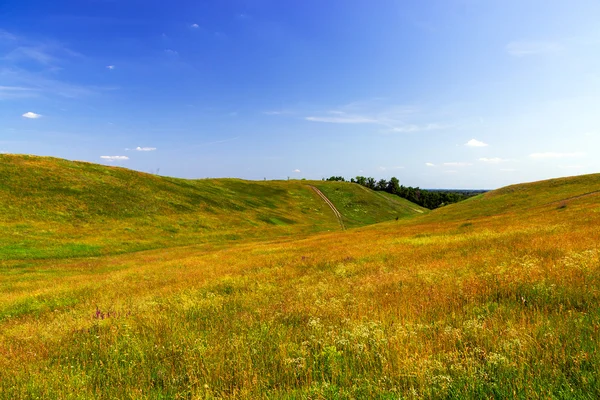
101, 155, 129, 161
165, 49, 179, 56
22, 111, 41, 119
479, 157, 507, 164
443, 170, 458, 174
425, 162, 435, 167
529, 152, 585, 159
443, 162, 472, 167
465, 139, 488, 147
293, 169, 301, 173
506, 41, 563, 57
191, 23, 199, 28
500, 168, 517, 172
135, 147, 156, 152
106, 65, 115, 70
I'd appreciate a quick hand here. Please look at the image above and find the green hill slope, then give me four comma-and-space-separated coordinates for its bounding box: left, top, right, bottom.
0, 154, 423, 260
422, 173, 600, 222
311, 181, 428, 228
2, 170, 600, 398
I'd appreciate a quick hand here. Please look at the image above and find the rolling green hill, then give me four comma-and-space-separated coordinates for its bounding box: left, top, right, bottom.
1, 156, 600, 398
312, 181, 427, 228
0, 154, 424, 260
421, 172, 600, 223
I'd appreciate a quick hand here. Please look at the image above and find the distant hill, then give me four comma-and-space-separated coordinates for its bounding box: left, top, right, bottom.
0, 154, 425, 260
424, 173, 600, 222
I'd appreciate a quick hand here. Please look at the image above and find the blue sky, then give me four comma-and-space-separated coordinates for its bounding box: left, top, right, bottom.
1, 0, 600, 188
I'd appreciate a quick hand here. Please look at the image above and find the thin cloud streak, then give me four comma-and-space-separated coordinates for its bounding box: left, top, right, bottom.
443, 162, 472, 167
305, 115, 377, 124
304, 102, 447, 133
529, 152, 585, 159
479, 157, 508, 163
101, 155, 129, 161
506, 40, 564, 56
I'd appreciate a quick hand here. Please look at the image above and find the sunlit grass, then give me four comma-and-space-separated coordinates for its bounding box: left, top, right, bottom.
0, 155, 421, 261
1, 156, 599, 398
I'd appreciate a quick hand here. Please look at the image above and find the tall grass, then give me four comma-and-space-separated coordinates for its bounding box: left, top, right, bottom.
1, 156, 600, 398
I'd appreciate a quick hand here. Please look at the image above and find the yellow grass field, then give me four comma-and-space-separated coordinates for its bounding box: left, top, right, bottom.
1, 155, 599, 398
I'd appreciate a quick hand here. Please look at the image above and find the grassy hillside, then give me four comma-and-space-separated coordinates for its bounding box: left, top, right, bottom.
1, 159, 599, 398
424, 173, 600, 222
312, 181, 428, 228
0, 154, 422, 260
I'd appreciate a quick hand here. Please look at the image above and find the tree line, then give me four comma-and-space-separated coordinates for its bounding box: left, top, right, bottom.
324, 176, 483, 210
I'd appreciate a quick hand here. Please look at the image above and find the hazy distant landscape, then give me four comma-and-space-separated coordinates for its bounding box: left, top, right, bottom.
1, 154, 599, 398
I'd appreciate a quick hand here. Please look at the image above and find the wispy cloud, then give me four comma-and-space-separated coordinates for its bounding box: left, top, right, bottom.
529, 152, 585, 159
293, 169, 301, 173
101, 155, 129, 161
106, 65, 115, 70
2, 34, 83, 67
0, 30, 17, 41
164, 49, 179, 56
506, 41, 563, 57
0, 86, 39, 100
195, 136, 240, 147
465, 138, 488, 147
305, 115, 377, 124
0, 31, 115, 99
443, 162, 472, 167
425, 162, 435, 167
559, 165, 585, 169
22, 111, 41, 119
479, 157, 508, 163
304, 101, 445, 133
1, 67, 118, 98
390, 124, 446, 133
263, 110, 293, 116
5, 47, 57, 65
135, 147, 156, 151
191, 23, 199, 28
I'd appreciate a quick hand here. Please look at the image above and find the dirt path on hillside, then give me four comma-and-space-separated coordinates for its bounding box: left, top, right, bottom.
309, 186, 346, 230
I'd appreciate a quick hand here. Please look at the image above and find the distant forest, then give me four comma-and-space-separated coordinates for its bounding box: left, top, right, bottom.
324, 176, 487, 210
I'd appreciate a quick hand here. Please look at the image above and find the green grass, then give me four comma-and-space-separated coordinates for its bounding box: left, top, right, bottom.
1, 155, 599, 398
0, 154, 420, 260
312, 181, 427, 227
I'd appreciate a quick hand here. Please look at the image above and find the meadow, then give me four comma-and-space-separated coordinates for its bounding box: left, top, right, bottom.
0, 154, 599, 399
